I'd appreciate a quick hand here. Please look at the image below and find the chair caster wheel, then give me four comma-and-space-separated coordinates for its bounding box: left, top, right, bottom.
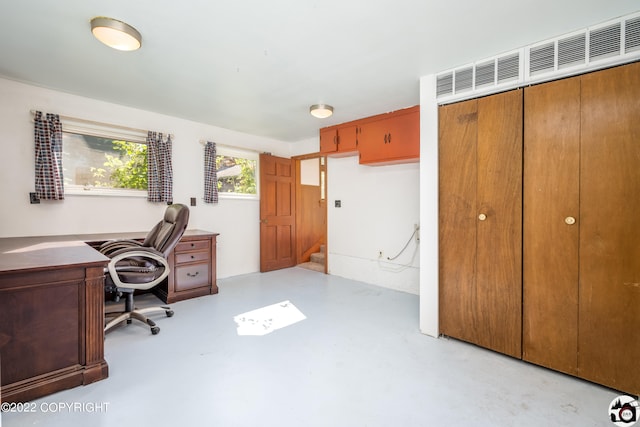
151, 326, 160, 335
166, 310, 174, 317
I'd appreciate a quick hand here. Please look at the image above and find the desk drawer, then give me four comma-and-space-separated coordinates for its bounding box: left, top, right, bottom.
175, 263, 209, 291
175, 240, 210, 253
175, 251, 210, 264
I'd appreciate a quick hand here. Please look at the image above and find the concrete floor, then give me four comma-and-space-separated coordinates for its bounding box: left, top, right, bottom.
2, 267, 622, 426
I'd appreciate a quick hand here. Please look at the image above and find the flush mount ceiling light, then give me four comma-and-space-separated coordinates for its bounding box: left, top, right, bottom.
90, 17, 142, 51
309, 104, 333, 119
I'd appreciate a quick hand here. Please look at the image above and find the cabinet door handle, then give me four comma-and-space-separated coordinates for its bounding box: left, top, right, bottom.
191, 255, 195, 259
384, 134, 388, 144
334, 135, 338, 145
187, 271, 199, 277
565, 216, 576, 225
478, 213, 487, 221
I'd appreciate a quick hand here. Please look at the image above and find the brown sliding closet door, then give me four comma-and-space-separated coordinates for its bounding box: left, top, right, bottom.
524, 62, 640, 395
439, 90, 523, 358
523, 78, 581, 375
578, 63, 640, 394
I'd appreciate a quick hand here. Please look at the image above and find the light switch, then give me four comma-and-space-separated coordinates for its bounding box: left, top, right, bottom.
335, 200, 341, 208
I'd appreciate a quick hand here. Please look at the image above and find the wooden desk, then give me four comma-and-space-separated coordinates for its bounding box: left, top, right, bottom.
0, 236, 109, 403
0, 230, 218, 403
83, 230, 219, 303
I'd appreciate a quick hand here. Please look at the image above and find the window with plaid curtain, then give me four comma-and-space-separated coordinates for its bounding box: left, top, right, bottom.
147, 131, 173, 203
34, 111, 64, 200
204, 141, 218, 204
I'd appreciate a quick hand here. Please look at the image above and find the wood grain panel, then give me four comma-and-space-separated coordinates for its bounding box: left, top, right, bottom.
0, 281, 80, 385
476, 90, 523, 358
579, 62, 640, 394
260, 154, 296, 272
523, 78, 580, 374
439, 99, 479, 342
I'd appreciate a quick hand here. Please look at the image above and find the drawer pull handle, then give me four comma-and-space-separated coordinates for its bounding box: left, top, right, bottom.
187, 272, 199, 277
191, 255, 195, 259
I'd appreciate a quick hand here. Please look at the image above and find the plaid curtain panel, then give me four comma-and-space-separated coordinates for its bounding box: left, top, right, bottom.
34, 111, 64, 200
204, 141, 218, 204
147, 131, 173, 203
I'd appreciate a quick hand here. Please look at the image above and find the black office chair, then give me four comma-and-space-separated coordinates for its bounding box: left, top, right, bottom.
100, 204, 190, 335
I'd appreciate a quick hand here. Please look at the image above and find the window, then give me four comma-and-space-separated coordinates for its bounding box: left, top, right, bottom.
215, 146, 258, 199
61, 120, 149, 197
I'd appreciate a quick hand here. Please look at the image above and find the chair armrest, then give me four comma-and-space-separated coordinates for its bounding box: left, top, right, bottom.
99, 239, 144, 256
106, 247, 170, 291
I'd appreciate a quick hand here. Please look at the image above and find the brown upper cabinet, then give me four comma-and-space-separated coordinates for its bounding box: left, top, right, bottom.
358, 106, 419, 165
319, 124, 359, 156
319, 105, 419, 165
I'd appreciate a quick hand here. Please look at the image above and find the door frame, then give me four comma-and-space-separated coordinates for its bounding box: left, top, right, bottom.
292, 152, 328, 273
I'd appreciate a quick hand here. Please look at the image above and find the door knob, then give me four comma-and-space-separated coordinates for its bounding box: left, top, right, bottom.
565, 216, 576, 225
478, 213, 487, 221
261, 219, 268, 224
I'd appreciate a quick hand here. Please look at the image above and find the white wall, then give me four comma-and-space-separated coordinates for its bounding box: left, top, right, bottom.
0, 77, 290, 278
327, 156, 420, 295
419, 74, 439, 337
0, 77, 421, 293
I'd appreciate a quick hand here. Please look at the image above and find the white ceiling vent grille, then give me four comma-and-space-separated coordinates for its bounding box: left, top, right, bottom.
475, 61, 495, 88
455, 67, 474, 92
589, 23, 621, 61
436, 73, 453, 97
497, 53, 520, 83
558, 33, 586, 69
626, 16, 640, 52
434, 50, 522, 100
436, 11, 640, 103
530, 42, 555, 75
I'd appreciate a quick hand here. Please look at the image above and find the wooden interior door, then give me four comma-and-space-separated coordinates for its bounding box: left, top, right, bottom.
260, 153, 296, 272
475, 90, 523, 358
439, 90, 522, 358
523, 77, 581, 374
578, 62, 640, 394
439, 98, 479, 346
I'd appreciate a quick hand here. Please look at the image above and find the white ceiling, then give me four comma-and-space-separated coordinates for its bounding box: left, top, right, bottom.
1, 1, 638, 142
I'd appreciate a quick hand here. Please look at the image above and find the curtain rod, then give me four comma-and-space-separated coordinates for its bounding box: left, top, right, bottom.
30, 110, 174, 139
198, 140, 261, 154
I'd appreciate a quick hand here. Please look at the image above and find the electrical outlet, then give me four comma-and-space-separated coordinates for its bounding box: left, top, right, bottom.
414, 223, 420, 243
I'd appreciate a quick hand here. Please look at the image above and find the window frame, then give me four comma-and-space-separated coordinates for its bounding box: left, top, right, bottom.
215, 145, 260, 200
61, 119, 149, 198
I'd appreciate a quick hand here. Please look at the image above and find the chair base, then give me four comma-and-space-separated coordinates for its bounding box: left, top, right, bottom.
105, 306, 174, 335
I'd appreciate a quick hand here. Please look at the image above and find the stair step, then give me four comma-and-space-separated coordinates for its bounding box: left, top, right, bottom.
310, 251, 325, 264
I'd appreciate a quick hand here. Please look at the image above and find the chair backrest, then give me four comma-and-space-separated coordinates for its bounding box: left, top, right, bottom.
143, 204, 190, 257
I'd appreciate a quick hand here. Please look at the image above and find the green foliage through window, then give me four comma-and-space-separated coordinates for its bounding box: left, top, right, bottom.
92, 141, 148, 189
216, 155, 257, 194
63, 133, 148, 191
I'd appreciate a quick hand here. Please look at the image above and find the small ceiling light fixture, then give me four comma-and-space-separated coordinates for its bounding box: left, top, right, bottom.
90, 17, 142, 51
309, 104, 333, 119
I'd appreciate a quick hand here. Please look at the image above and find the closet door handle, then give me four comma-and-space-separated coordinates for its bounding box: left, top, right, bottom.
565, 216, 576, 225
478, 213, 487, 221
